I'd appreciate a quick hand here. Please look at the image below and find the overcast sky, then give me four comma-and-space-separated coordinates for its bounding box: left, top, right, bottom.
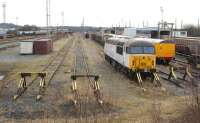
2, 0, 200, 27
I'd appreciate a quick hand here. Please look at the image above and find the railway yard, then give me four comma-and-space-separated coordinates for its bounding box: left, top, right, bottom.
0, 33, 199, 123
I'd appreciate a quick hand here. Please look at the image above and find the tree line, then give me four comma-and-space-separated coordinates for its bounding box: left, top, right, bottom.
183, 24, 200, 37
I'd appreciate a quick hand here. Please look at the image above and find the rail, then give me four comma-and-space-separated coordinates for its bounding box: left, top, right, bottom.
13, 38, 73, 101
71, 38, 103, 106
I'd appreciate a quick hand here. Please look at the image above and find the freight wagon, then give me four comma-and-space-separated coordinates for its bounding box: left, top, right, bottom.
175, 37, 200, 68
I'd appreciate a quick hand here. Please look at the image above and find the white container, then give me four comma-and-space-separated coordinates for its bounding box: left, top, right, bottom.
20, 40, 33, 54
123, 28, 136, 38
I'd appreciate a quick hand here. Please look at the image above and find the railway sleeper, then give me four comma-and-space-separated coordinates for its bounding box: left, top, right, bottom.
70, 75, 103, 105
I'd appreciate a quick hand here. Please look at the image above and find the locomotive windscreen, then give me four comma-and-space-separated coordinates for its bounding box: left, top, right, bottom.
126, 46, 154, 54
127, 47, 143, 54
144, 47, 154, 54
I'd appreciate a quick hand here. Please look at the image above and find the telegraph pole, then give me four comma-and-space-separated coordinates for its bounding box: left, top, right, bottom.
181, 20, 183, 29
48, 0, 51, 26
174, 18, 177, 30
146, 21, 149, 27
81, 17, 85, 33
160, 6, 164, 27
61, 11, 65, 32
61, 11, 64, 26
129, 21, 131, 27
198, 18, 199, 32
2, 3, 6, 23
81, 18, 84, 27
143, 21, 145, 28
16, 17, 18, 25
46, 0, 49, 35
46, 0, 51, 36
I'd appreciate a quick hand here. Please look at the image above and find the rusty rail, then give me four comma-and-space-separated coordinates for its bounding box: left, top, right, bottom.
13, 38, 73, 101
71, 38, 103, 107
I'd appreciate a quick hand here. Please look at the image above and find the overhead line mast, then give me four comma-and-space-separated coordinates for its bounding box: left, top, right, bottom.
2, 2, 6, 23
46, 0, 51, 36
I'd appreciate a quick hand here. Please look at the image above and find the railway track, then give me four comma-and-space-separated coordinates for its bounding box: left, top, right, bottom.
0, 36, 34, 45
0, 42, 19, 50
70, 37, 111, 115
0, 36, 37, 50
158, 59, 200, 88
13, 37, 73, 101
90, 36, 200, 89
172, 58, 200, 77
175, 37, 200, 40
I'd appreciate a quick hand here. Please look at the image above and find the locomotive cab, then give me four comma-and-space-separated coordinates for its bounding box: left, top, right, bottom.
125, 41, 156, 72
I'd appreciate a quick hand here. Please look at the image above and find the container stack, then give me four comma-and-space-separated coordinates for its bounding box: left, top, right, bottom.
20, 38, 53, 55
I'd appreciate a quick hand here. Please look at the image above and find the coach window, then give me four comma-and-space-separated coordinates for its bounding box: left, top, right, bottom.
116, 46, 123, 55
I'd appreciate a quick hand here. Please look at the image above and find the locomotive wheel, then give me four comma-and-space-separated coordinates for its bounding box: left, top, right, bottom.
128, 70, 134, 80
111, 60, 116, 68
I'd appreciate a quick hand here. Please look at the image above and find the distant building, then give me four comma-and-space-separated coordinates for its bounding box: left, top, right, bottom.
0, 28, 7, 38
172, 31, 187, 37
0, 23, 17, 38
123, 28, 136, 38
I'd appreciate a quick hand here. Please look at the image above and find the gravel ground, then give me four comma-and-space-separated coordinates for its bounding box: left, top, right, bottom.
0, 35, 198, 123
0, 37, 74, 122
81, 38, 198, 122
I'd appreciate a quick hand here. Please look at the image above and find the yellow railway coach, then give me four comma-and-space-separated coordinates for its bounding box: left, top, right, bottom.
134, 38, 176, 64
